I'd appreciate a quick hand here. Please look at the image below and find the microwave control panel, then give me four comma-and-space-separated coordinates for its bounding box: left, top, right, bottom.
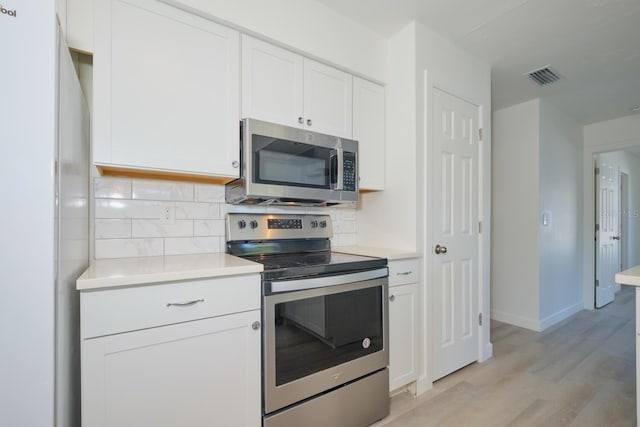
344, 152, 357, 192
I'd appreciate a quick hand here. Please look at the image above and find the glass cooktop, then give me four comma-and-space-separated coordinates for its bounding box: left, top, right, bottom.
245, 251, 387, 281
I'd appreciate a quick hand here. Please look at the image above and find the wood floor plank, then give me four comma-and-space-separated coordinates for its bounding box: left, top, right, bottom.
568, 379, 635, 427
375, 286, 636, 427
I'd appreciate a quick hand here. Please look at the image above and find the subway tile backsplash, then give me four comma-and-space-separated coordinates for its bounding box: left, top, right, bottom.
93, 177, 358, 259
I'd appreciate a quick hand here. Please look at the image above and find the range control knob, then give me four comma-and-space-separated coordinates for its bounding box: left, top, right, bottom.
310, 220, 319, 228
250, 220, 259, 229
319, 220, 327, 229
237, 220, 246, 229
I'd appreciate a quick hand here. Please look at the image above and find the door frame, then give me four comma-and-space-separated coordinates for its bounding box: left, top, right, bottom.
582, 141, 640, 309
417, 70, 491, 393
620, 171, 629, 272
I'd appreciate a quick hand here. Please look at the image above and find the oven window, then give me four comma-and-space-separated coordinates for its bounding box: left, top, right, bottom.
252, 135, 332, 188
274, 286, 383, 386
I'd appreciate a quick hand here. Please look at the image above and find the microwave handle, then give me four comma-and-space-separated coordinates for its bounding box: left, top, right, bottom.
334, 147, 344, 190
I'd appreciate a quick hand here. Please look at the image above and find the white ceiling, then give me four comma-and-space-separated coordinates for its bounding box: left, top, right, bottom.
315, 0, 640, 124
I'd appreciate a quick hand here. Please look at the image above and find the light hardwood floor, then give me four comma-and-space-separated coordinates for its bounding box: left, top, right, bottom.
376, 285, 636, 427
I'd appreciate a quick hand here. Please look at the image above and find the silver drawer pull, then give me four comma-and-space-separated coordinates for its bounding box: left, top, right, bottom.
396, 271, 412, 276
166, 298, 204, 308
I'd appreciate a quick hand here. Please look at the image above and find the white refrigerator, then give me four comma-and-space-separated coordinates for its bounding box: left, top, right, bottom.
0, 2, 90, 426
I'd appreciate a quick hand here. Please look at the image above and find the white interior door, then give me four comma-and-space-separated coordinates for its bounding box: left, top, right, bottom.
595, 158, 620, 308
431, 88, 480, 381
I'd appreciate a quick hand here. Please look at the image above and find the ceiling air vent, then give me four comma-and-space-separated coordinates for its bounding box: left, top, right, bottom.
524, 65, 563, 87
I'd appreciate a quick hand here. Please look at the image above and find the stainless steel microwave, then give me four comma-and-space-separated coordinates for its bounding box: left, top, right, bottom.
225, 118, 359, 206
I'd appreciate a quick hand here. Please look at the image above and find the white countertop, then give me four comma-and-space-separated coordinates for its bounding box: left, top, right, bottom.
334, 245, 420, 260
77, 253, 263, 291
615, 265, 640, 287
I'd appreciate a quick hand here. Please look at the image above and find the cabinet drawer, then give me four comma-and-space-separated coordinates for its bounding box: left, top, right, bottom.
388, 258, 419, 287
81, 274, 260, 338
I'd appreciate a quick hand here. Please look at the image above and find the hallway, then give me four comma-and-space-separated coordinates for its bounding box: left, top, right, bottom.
377, 286, 636, 426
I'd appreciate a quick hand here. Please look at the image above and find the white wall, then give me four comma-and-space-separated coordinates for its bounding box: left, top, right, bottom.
356, 24, 417, 250
0, 1, 57, 425
582, 114, 640, 307
492, 99, 584, 330
584, 115, 640, 148
538, 99, 583, 327
491, 99, 540, 329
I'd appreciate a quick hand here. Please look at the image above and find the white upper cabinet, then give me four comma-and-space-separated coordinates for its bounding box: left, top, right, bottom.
303, 58, 353, 138
93, 0, 240, 178
353, 77, 385, 191
241, 36, 353, 139
241, 35, 304, 128
65, 0, 94, 53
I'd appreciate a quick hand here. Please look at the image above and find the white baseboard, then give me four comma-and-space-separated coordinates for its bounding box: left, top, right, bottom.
492, 302, 583, 332
481, 342, 493, 361
490, 309, 541, 332
539, 302, 583, 331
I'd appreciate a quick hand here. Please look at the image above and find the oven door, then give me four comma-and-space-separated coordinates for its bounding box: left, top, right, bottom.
263, 271, 388, 414
242, 118, 358, 203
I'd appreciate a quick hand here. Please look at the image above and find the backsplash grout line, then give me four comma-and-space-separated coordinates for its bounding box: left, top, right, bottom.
92, 176, 357, 259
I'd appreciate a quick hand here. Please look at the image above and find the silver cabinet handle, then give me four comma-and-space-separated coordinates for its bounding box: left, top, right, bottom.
612, 236, 621, 240
396, 271, 412, 276
298, 116, 304, 124
252, 321, 261, 330
166, 298, 204, 308
232, 160, 239, 168
306, 118, 312, 126
389, 295, 395, 302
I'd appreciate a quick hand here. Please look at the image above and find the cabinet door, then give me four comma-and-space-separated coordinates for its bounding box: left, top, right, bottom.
303, 58, 353, 138
353, 77, 385, 191
241, 35, 304, 128
388, 283, 419, 391
82, 310, 261, 427
636, 289, 640, 423
94, 0, 240, 177
66, 0, 94, 53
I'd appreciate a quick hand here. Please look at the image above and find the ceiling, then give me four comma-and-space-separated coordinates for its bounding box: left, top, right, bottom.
314, 0, 640, 125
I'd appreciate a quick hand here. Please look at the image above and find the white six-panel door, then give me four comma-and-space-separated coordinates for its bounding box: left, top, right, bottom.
595, 159, 620, 308
432, 88, 480, 381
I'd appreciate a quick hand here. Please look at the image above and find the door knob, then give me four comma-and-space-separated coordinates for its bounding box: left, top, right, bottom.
435, 244, 448, 255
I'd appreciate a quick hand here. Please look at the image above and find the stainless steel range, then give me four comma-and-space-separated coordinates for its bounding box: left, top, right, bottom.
226, 213, 390, 427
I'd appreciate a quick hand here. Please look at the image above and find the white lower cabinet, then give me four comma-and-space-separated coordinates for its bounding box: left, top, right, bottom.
387, 258, 419, 392
388, 282, 419, 391
636, 288, 640, 422
81, 275, 261, 427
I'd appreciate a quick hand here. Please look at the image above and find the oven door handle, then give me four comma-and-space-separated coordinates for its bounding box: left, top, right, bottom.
268, 267, 388, 293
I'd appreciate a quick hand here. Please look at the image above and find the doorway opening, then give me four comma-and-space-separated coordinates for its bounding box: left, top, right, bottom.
592, 150, 640, 308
